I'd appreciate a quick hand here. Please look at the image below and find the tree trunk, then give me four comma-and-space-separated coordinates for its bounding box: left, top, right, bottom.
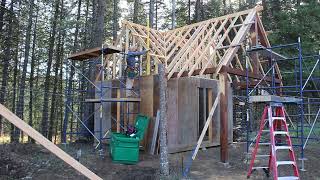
49, 30, 64, 141
155, 0, 158, 29
62, 0, 82, 143
0, 0, 14, 137
149, 0, 155, 28
188, 0, 191, 24
158, 64, 169, 176
195, 0, 201, 22
223, 0, 227, 15
82, 0, 90, 48
133, 0, 140, 23
90, 0, 97, 47
28, 12, 38, 143
112, 0, 118, 41
200, 0, 204, 20
41, 0, 60, 138
92, 0, 106, 46
10, 54, 19, 142
0, 0, 6, 35
15, 0, 35, 142
56, 60, 64, 144
172, 0, 176, 29
84, 0, 106, 140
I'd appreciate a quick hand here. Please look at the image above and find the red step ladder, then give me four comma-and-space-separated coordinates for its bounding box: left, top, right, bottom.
247, 103, 300, 180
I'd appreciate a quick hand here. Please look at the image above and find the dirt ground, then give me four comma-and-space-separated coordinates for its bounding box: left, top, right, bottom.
0, 142, 319, 180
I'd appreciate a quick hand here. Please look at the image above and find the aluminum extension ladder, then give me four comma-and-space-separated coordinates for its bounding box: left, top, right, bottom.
247, 103, 300, 180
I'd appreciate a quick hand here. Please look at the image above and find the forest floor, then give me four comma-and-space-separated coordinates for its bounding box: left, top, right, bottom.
0, 142, 319, 180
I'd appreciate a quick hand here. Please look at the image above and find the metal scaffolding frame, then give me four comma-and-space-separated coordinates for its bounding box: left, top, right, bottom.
62, 45, 141, 150
245, 37, 320, 170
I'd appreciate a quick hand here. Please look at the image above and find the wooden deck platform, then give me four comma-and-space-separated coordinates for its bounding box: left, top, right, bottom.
85, 98, 141, 103
68, 46, 121, 60
249, 95, 302, 103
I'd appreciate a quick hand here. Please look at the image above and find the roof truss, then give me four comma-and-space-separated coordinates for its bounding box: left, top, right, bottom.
101, 6, 281, 83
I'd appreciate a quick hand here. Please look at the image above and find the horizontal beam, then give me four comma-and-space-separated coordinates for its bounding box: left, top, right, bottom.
220, 66, 281, 83
169, 68, 216, 78
169, 66, 281, 83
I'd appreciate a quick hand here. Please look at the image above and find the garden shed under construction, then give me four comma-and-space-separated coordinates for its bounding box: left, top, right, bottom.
64, 5, 280, 161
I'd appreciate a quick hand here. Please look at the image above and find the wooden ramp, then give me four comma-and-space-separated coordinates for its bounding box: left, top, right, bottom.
0, 103, 103, 180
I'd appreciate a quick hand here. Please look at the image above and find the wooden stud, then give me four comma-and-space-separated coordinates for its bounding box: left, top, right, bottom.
167, 21, 212, 78
176, 21, 219, 78
213, 9, 257, 76
192, 93, 220, 160
219, 72, 228, 163
189, 16, 239, 77
150, 110, 160, 155
117, 89, 121, 132
208, 89, 213, 142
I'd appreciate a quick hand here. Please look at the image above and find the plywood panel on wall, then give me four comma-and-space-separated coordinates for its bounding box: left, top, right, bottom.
177, 77, 199, 146
167, 78, 179, 149
94, 81, 112, 141
99, 75, 234, 153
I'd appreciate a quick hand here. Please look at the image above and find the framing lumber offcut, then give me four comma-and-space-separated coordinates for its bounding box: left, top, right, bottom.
0, 103, 103, 180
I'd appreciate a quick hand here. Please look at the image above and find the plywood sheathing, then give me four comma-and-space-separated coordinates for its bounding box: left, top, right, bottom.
138, 75, 233, 153
94, 81, 112, 141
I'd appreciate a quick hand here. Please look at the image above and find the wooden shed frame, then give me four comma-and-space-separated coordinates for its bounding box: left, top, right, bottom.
90, 5, 283, 162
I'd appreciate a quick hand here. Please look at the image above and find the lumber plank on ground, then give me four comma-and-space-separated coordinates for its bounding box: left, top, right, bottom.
0, 103, 102, 180
150, 110, 160, 155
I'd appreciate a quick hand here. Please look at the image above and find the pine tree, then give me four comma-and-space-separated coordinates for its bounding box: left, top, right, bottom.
41, 0, 60, 138
15, 0, 35, 142
0, 0, 15, 138
28, 11, 38, 143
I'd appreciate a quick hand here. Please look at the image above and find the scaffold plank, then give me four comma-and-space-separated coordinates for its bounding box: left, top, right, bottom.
85, 98, 141, 103
68, 46, 121, 60
249, 95, 302, 103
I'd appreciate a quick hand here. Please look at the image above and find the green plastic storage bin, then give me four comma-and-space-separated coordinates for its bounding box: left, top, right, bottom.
110, 114, 150, 164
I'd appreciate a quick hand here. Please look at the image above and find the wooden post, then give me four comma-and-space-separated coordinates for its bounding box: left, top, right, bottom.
203, 88, 207, 129
117, 89, 121, 132
208, 88, 213, 142
112, 54, 116, 79
308, 98, 311, 124
0, 104, 103, 180
146, 17, 151, 75
251, 21, 259, 75
219, 72, 228, 163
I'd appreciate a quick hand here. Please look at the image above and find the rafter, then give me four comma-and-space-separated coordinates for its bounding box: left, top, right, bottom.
92, 5, 282, 83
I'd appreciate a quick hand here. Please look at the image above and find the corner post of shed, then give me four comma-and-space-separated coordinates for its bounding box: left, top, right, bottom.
219, 72, 229, 163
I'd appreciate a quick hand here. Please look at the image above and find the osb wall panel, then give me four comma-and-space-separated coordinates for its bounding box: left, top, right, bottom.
167, 78, 179, 148
98, 75, 233, 153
